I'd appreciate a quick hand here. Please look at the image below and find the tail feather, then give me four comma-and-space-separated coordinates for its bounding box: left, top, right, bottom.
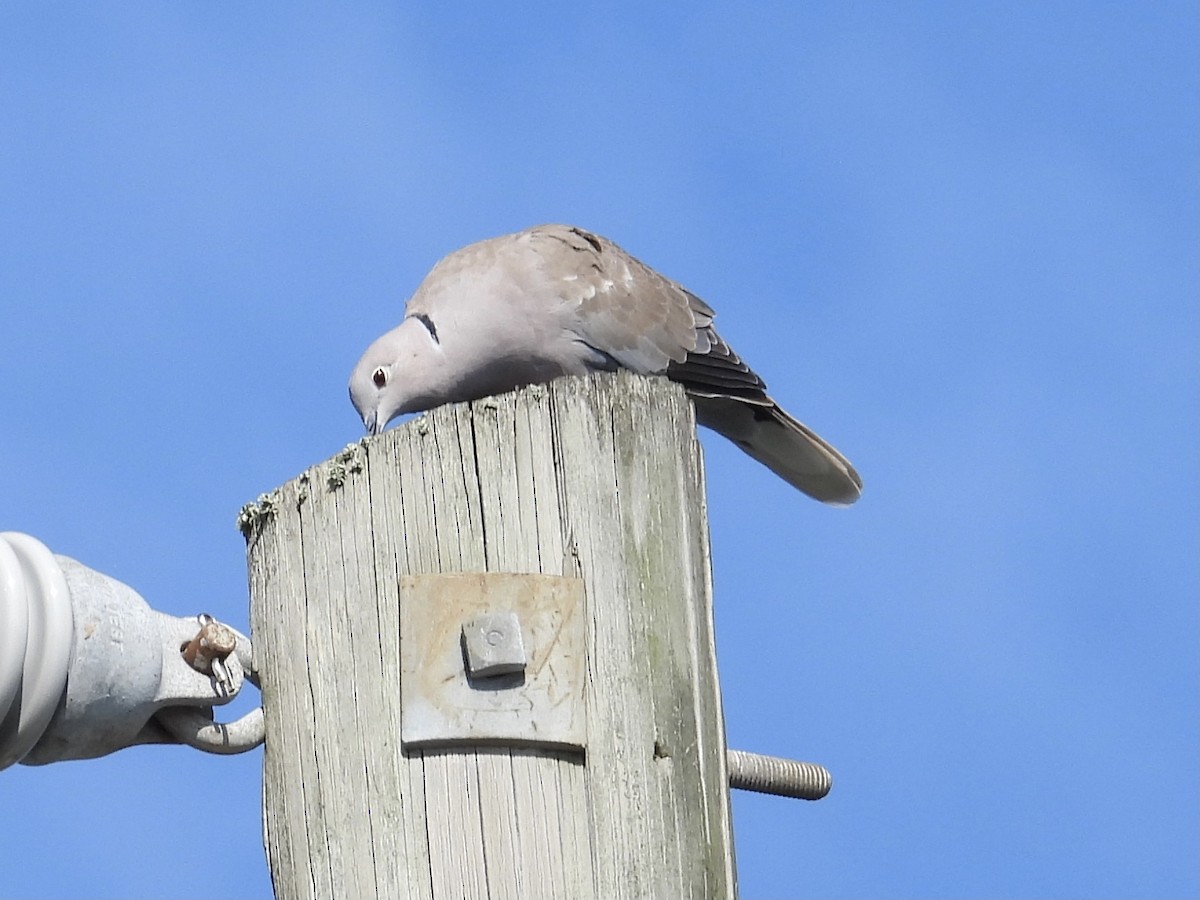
691, 395, 862, 505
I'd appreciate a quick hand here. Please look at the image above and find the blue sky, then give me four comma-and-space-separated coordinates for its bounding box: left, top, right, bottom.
1, 4, 1195, 898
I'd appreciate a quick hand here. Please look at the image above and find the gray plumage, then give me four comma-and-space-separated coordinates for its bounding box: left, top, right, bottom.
349, 224, 862, 505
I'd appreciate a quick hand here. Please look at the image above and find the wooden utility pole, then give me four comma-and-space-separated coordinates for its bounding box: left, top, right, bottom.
245, 372, 737, 899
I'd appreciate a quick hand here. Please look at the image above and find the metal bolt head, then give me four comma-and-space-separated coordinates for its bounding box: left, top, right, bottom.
461, 611, 526, 678
182, 616, 238, 675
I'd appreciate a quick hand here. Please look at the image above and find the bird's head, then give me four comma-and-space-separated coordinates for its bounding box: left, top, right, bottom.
349, 315, 443, 436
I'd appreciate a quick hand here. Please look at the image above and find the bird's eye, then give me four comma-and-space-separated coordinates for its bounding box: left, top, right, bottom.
372, 367, 388, 388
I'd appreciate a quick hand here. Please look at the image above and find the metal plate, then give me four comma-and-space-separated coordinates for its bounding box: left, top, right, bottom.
399, 573, 586, 750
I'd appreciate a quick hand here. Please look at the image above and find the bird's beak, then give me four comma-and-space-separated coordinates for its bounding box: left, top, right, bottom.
364, 409, 379, 436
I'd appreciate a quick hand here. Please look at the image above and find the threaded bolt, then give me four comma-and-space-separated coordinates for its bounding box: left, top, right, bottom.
727, 749, 833, 801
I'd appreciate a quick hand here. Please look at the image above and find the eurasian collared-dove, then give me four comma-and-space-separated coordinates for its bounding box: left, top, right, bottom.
349, 224, 862, 504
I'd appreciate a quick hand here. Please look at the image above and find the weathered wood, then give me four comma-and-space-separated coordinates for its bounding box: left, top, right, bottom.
247, 371, 737, 899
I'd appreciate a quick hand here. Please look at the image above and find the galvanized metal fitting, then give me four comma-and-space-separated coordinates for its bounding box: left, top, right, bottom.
461, 610, 528, 678
0, 533, 264, 769
727, 749, 833, 801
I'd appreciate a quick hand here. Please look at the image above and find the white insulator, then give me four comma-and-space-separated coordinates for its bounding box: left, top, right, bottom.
0, 533, 75, 769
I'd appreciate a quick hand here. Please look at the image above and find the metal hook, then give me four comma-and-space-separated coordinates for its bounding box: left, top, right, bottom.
154, 615, 265, 755
155, 705, 265, 755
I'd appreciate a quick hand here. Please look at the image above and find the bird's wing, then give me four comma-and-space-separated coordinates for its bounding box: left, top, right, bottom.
526, 225, 773, 403
524, 225, 861, 503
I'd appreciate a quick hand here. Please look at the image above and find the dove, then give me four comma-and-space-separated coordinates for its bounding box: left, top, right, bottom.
349, 224, 862, 504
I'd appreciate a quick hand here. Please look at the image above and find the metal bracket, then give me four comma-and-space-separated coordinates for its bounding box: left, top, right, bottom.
400, 573, 586, 750
0, 535, 264, 767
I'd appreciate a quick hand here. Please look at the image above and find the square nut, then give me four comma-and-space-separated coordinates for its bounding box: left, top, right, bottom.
461, 611, 527, 678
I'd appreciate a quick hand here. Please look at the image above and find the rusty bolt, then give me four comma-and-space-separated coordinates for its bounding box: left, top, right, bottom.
181, 615, 238, 676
